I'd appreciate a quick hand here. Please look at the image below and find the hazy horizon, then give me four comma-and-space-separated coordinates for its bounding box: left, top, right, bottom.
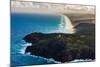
11, 0, 95, 5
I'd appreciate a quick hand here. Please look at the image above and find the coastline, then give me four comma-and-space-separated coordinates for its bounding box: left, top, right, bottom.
11, 1, 95, 24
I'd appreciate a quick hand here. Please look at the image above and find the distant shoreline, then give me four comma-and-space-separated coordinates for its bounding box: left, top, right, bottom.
11, 1, 95, 15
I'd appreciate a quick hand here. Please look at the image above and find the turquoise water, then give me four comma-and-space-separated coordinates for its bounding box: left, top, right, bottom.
11, 13, 63, 66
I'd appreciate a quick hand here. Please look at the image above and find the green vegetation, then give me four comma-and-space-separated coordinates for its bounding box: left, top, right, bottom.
23, 33, 95, 62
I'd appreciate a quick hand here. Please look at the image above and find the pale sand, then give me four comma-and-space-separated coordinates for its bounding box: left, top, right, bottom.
11, 1, 95, 14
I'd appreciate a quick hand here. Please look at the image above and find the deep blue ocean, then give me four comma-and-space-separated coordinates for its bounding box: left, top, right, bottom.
11, 13, 63, 66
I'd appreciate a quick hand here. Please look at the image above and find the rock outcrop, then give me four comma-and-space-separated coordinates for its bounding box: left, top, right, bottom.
23, 33, 95, 62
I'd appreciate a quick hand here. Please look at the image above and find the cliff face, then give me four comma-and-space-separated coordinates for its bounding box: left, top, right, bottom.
74, 23, 95, 34
23, 33, 95, 62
